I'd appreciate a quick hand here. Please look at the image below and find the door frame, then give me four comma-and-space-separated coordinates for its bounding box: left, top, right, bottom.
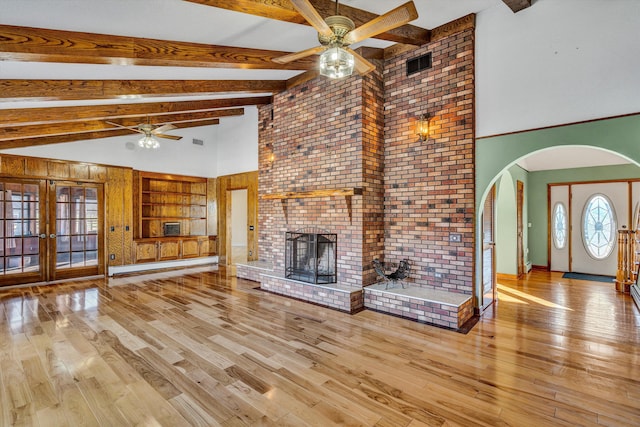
517, 180, 525, 277
481, 184, 497, 311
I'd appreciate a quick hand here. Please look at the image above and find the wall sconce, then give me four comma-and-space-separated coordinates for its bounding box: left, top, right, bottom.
416, 114, 430, 141
265, 143, 275, 167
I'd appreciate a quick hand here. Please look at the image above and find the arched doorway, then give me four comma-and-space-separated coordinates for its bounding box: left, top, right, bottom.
475, 114, 640, 309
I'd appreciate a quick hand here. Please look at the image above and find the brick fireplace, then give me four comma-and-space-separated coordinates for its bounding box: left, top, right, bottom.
238, 16, 477, 328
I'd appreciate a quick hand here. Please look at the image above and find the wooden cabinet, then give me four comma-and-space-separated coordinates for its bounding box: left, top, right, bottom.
133, 236, 215, 263
134, 241, 158, 263
134, 171, 207, 239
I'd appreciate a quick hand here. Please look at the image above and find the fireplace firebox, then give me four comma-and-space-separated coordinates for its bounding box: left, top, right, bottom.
285, 229, 337, 284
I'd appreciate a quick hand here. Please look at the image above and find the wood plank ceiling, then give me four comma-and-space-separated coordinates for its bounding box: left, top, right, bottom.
0, 0, 529, 148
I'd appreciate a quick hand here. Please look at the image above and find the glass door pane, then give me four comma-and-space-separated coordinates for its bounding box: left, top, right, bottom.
51, 182, 103, 280
0, 179, 46, 286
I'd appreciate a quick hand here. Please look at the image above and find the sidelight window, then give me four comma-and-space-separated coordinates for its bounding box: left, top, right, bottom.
552, 202, 567, 249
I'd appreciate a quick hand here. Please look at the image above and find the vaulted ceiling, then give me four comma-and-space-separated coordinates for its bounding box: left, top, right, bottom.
0, 0, 529, 148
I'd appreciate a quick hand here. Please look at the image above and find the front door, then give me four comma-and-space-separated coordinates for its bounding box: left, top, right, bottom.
570, 182, 627, 275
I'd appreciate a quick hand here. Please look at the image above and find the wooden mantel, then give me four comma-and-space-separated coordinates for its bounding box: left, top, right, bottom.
262, 187, 363, 200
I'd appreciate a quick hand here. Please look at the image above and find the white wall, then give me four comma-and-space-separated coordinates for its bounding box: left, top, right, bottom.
216, 106, 259, 176
496, 172, 517, 275
476, 0, 640, 137
2, 106, 260, 177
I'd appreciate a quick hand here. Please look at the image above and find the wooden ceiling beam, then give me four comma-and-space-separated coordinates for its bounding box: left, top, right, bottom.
0, 109, 243, 141
0, 80, 285, 101
502, 0, 531, 13
0, 119, 220, 149
185, 0, 430, 45
0, 96, 272, 127
0, 24, 316, 70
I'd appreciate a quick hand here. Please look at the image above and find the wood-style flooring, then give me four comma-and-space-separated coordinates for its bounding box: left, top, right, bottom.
0, 267, 639, 426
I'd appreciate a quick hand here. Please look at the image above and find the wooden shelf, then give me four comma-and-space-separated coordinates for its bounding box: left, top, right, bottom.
142, 203, 206, 207
141, 217, 206, 220
142, 191, 206, 196
262, 187, 363, 200
134, 171, 209, 239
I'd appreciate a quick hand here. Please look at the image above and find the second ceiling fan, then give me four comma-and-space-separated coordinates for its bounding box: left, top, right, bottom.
106, 120, 182, 149
274, 0, 419, 78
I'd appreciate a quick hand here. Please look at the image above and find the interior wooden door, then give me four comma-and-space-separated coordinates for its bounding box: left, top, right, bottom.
0, 178, 47, 286
482, 185, 496, 310
517, 180, 525, 277
49, 181, 105, 281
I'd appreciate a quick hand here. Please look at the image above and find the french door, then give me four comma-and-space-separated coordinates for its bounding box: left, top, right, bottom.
0, 178, 104, 287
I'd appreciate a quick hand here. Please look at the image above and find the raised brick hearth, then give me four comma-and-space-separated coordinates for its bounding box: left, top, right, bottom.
364, 283, 473, 330
235, 261, 363, 313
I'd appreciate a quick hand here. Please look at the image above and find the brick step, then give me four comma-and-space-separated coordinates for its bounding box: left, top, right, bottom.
364, 283, 474, 330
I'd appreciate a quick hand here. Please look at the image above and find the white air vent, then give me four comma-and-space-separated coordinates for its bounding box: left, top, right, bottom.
192, 138, 204, 146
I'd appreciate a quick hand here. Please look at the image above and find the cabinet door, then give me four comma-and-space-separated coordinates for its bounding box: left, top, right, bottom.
158, 240, 180, 261
182, 239, 200, 258
135, 241, 157, 263
199, 239, 209, 257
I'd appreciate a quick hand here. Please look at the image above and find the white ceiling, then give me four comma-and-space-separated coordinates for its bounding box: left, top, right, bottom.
516, 146, 631, 172
0, 0, 631, 172
0, 0, 501, 109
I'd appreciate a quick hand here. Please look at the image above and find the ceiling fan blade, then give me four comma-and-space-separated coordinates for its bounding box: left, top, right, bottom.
344, 1, 418, 45
290, 0, 333, 38
152, 123, 177, 134
105, 120, 144, 134
273, 45, 326, 64
345, 47, 376, 75
154, 133, 182, 141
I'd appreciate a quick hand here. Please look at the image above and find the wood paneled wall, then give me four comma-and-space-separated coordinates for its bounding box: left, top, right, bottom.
0, 153, 218, 271
216, 171, 258, 264
207, 178, 217, 236
106, 166, 133, 266
0, 154, 107, 182
0, 153, 131, 269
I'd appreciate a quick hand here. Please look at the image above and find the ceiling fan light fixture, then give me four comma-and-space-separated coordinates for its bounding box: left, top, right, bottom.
138, 134, 160, 149
319, 46, 354, 79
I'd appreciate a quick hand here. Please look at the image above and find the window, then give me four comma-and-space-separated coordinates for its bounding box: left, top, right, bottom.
582, 194, 616, 259
552, 202, 567, 249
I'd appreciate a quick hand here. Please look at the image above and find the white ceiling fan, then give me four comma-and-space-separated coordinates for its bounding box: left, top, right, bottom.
273, 0, 419, 78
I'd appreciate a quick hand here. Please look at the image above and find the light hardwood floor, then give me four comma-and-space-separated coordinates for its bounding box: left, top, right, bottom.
0, 268, 639, 426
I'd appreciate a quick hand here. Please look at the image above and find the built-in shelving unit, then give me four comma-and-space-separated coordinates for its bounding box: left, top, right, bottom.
133, 171, 215, 264
136, 171, 207, 238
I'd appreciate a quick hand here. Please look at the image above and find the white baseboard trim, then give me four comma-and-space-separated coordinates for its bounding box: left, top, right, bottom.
108, 256, 219, 276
